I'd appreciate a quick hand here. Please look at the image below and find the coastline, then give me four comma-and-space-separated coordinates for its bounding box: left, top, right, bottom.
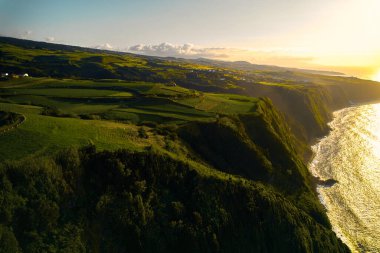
307, 101, 380, 253
307, 107, 354, 251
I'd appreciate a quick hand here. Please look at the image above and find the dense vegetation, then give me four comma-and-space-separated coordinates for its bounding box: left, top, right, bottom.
2, 36, 380, 252
0, 146, 349, 253
0, 111, 22, 126
0, 111, 24, 132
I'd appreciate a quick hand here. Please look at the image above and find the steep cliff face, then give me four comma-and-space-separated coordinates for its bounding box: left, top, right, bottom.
0, 98, 350, 252
179, 99, 305, 192
0, 98, 351, 252
236, 85, 333, 141
178, 98, 349, 252
231, 81, 380, 160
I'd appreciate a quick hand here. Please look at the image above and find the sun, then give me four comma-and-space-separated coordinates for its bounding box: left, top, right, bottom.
373, 70, 380, 82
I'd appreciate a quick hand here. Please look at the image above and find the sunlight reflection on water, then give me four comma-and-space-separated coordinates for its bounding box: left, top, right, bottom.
310, 103, 380, 253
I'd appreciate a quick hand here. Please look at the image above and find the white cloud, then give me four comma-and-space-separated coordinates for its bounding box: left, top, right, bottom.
128, 43, 228, 58
127, 42, 317, 69
93, 43, 114, 50
21, 30, 32, 39
45, 37, 55, 42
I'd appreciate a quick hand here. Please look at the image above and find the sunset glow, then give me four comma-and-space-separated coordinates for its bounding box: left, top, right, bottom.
373, 70, 380, 82
1, 0, 379, 78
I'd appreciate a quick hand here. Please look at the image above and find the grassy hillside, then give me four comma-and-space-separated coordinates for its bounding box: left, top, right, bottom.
0, 77, 265, 160
2, 36, 380, 149
0, 37, 374, 252
0, 76, 350, 252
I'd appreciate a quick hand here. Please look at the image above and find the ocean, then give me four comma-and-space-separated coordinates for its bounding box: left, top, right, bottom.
310, 103, 380, 253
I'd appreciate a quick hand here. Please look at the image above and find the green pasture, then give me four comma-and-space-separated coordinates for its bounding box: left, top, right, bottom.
175, 93, 259, 114
0, 103, 152, 161
0, 77, 264, 160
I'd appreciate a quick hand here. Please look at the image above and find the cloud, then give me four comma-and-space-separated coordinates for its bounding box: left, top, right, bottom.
93, 43, 114, 50
21, 30, 32, 39
128, 43, 228, 58
127, 42, 316, 68
45, 37, 55, 42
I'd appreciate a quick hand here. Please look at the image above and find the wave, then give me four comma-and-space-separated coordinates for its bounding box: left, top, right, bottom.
310, 103, 380, 253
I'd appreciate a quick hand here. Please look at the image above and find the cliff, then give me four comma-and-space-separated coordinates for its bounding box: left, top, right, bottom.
0, 100, 351, 252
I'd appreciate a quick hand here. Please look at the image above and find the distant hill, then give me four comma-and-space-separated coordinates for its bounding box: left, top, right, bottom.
0, 36, 344, 76
0, 36, 126, 55
189, 57, 345, 76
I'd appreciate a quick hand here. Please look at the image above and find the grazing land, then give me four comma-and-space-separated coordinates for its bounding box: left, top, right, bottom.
0, 77, 263, 161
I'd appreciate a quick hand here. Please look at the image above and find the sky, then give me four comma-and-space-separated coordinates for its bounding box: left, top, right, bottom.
1, 0, 380, 80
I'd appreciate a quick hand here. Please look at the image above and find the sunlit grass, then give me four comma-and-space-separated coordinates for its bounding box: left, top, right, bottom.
0, 102, 152, 161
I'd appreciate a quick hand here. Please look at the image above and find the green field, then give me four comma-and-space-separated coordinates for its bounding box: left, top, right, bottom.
0, 77, 261, 160
0, 103, 156, 161
175, 93, 260, 114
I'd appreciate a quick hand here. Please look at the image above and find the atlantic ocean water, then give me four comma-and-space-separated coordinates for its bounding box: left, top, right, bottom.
310, 103, 380, 253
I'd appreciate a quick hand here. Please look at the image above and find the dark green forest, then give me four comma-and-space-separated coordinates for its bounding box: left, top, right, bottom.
0, 146, 349, 253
